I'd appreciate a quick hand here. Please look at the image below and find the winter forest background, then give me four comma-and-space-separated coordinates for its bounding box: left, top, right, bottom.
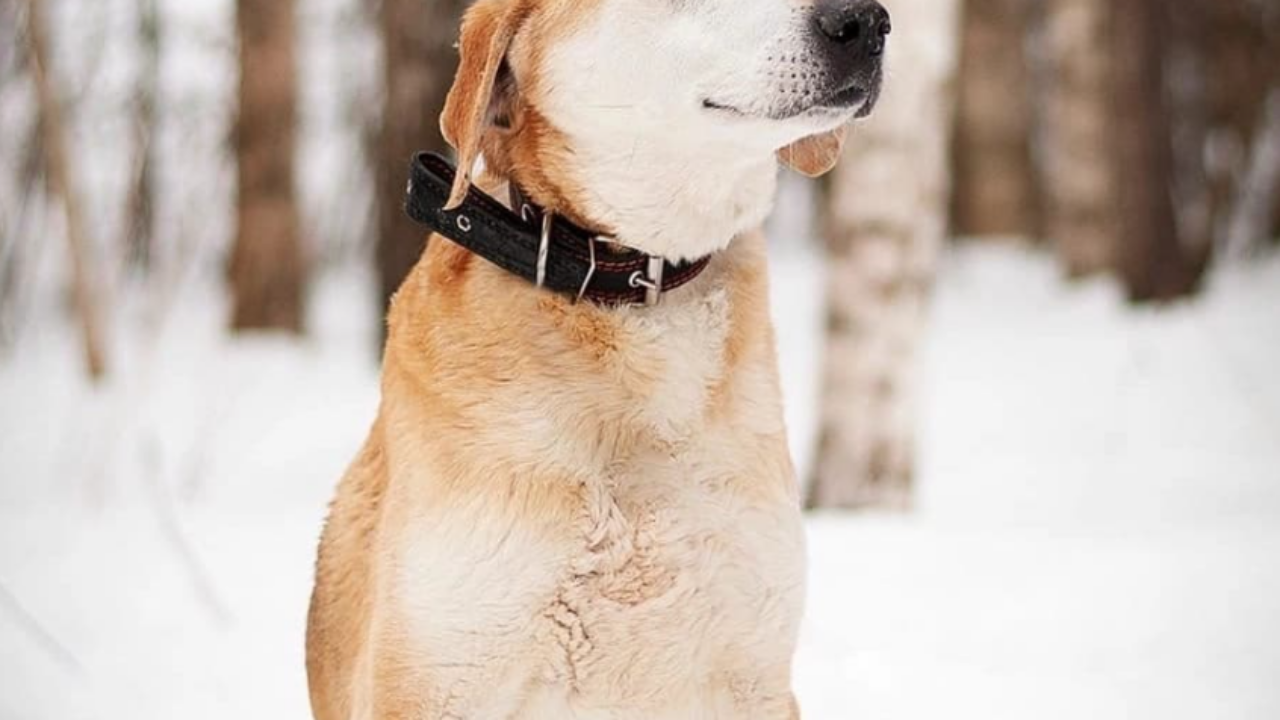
1, 0, 1278, 718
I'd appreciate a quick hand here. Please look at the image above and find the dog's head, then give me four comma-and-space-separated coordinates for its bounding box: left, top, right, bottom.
441, 0, 890, 256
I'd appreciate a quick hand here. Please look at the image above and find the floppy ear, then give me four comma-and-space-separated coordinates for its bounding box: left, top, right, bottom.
440, 0, 523, 209
777, 126, 848, 178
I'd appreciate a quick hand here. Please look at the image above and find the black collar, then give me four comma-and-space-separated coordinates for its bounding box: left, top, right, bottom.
404, 153, 711, 306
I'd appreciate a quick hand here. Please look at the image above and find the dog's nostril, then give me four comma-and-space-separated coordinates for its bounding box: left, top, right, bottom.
815, 1, 891, 54
868, 16, 890, 56
818, 13, 863, 45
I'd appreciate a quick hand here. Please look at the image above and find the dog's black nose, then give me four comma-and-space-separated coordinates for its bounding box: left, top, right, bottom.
814, 0, 891, 57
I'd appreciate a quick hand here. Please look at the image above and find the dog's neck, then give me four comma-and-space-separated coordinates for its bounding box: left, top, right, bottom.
500, 134, 781, 264
571, 143, 780, 263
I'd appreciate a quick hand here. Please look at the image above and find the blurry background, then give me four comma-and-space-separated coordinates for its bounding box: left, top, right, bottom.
1, 0, 1278, 717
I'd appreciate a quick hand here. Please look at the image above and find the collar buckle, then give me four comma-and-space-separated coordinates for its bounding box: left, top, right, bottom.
628, 256, 666, 307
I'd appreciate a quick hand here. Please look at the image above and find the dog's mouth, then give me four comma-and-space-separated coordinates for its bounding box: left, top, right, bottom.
810, 74, 883, 118
701, 78, 880, 122
821, 83, 869, 111
701, 98, 745, 115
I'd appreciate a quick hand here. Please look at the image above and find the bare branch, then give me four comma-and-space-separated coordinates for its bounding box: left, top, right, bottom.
0, 578, 86, 677
140, 435, 234, 626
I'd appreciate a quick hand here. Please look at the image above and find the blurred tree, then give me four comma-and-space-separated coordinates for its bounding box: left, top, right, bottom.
1205, 0, 1280, 256
1040, 0, 1118, 277
1164, 0, 1215, 266
1223, 90, 1280, 256
952, 0, 1039, 239
1274, 181, 1280, 244
24, 0, 108, 379
810, 0, 961, 511
230, 0, 305, 332
121, 0, 161, 273
375, 0, 466, 342
1162, 0, 1280, 260
0, 0, 26, 345
1112, 0, 1209, 301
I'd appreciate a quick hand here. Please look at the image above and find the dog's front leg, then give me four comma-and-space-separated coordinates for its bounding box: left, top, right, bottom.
724, 682, 805, 720
370, 638, 535, 720
763, 692, 803, 720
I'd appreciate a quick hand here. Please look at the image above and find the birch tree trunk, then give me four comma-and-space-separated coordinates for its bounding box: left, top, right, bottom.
1041, 0, 1119, 277
230, 0, 305, 333
375, 0, 466, 336
25, 0, 108, 380
952, 0, 1038, 239
810, 0, 961, 511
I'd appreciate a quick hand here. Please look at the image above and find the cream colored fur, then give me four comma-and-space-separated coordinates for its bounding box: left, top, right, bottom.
306, 0, 868, 716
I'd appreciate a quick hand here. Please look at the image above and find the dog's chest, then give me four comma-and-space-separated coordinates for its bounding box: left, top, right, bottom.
395, 447, 805, 713
544, 459, 805, 692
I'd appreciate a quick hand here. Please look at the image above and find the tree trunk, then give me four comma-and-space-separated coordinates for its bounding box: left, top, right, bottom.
1225, 90, 1280, 256
1040, 0, 1119, 277
810, 0, 962, 511
1112, 0, 1208, 302
375, 0, 466, 340
951, 0, 1039, 239
1204, 0, 1280, 255
1164, 0, 1215, 266
25, 0, 108, 380
1166, 0, 1280, 258
230, 0, 304, 333
122, 0, 160, 273
1273, 184, 1280, 244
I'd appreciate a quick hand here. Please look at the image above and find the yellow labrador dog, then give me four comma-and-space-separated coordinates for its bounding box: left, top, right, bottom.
306, 0, 888, 716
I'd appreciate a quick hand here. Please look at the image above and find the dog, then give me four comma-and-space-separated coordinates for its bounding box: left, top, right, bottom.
306, 0, 888, 716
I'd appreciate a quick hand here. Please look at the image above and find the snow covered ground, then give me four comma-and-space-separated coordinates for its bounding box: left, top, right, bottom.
1, 244, 1278, 719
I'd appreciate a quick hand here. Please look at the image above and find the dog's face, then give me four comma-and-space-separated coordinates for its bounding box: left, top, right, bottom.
543, 0, 889, 149
442, 0, 889, 252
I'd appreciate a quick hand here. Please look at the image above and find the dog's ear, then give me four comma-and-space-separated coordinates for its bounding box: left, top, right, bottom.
777, 126, 848, 178
441, 0, 523, 209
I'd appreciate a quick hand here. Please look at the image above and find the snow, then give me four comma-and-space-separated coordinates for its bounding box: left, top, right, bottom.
1, 243, 1278, 719
6, 0, 1279, 715
796, 246, 1280, 719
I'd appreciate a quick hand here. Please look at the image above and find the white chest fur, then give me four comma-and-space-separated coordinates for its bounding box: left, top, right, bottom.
393, 440, 806, 719
386, 239, 805, 718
